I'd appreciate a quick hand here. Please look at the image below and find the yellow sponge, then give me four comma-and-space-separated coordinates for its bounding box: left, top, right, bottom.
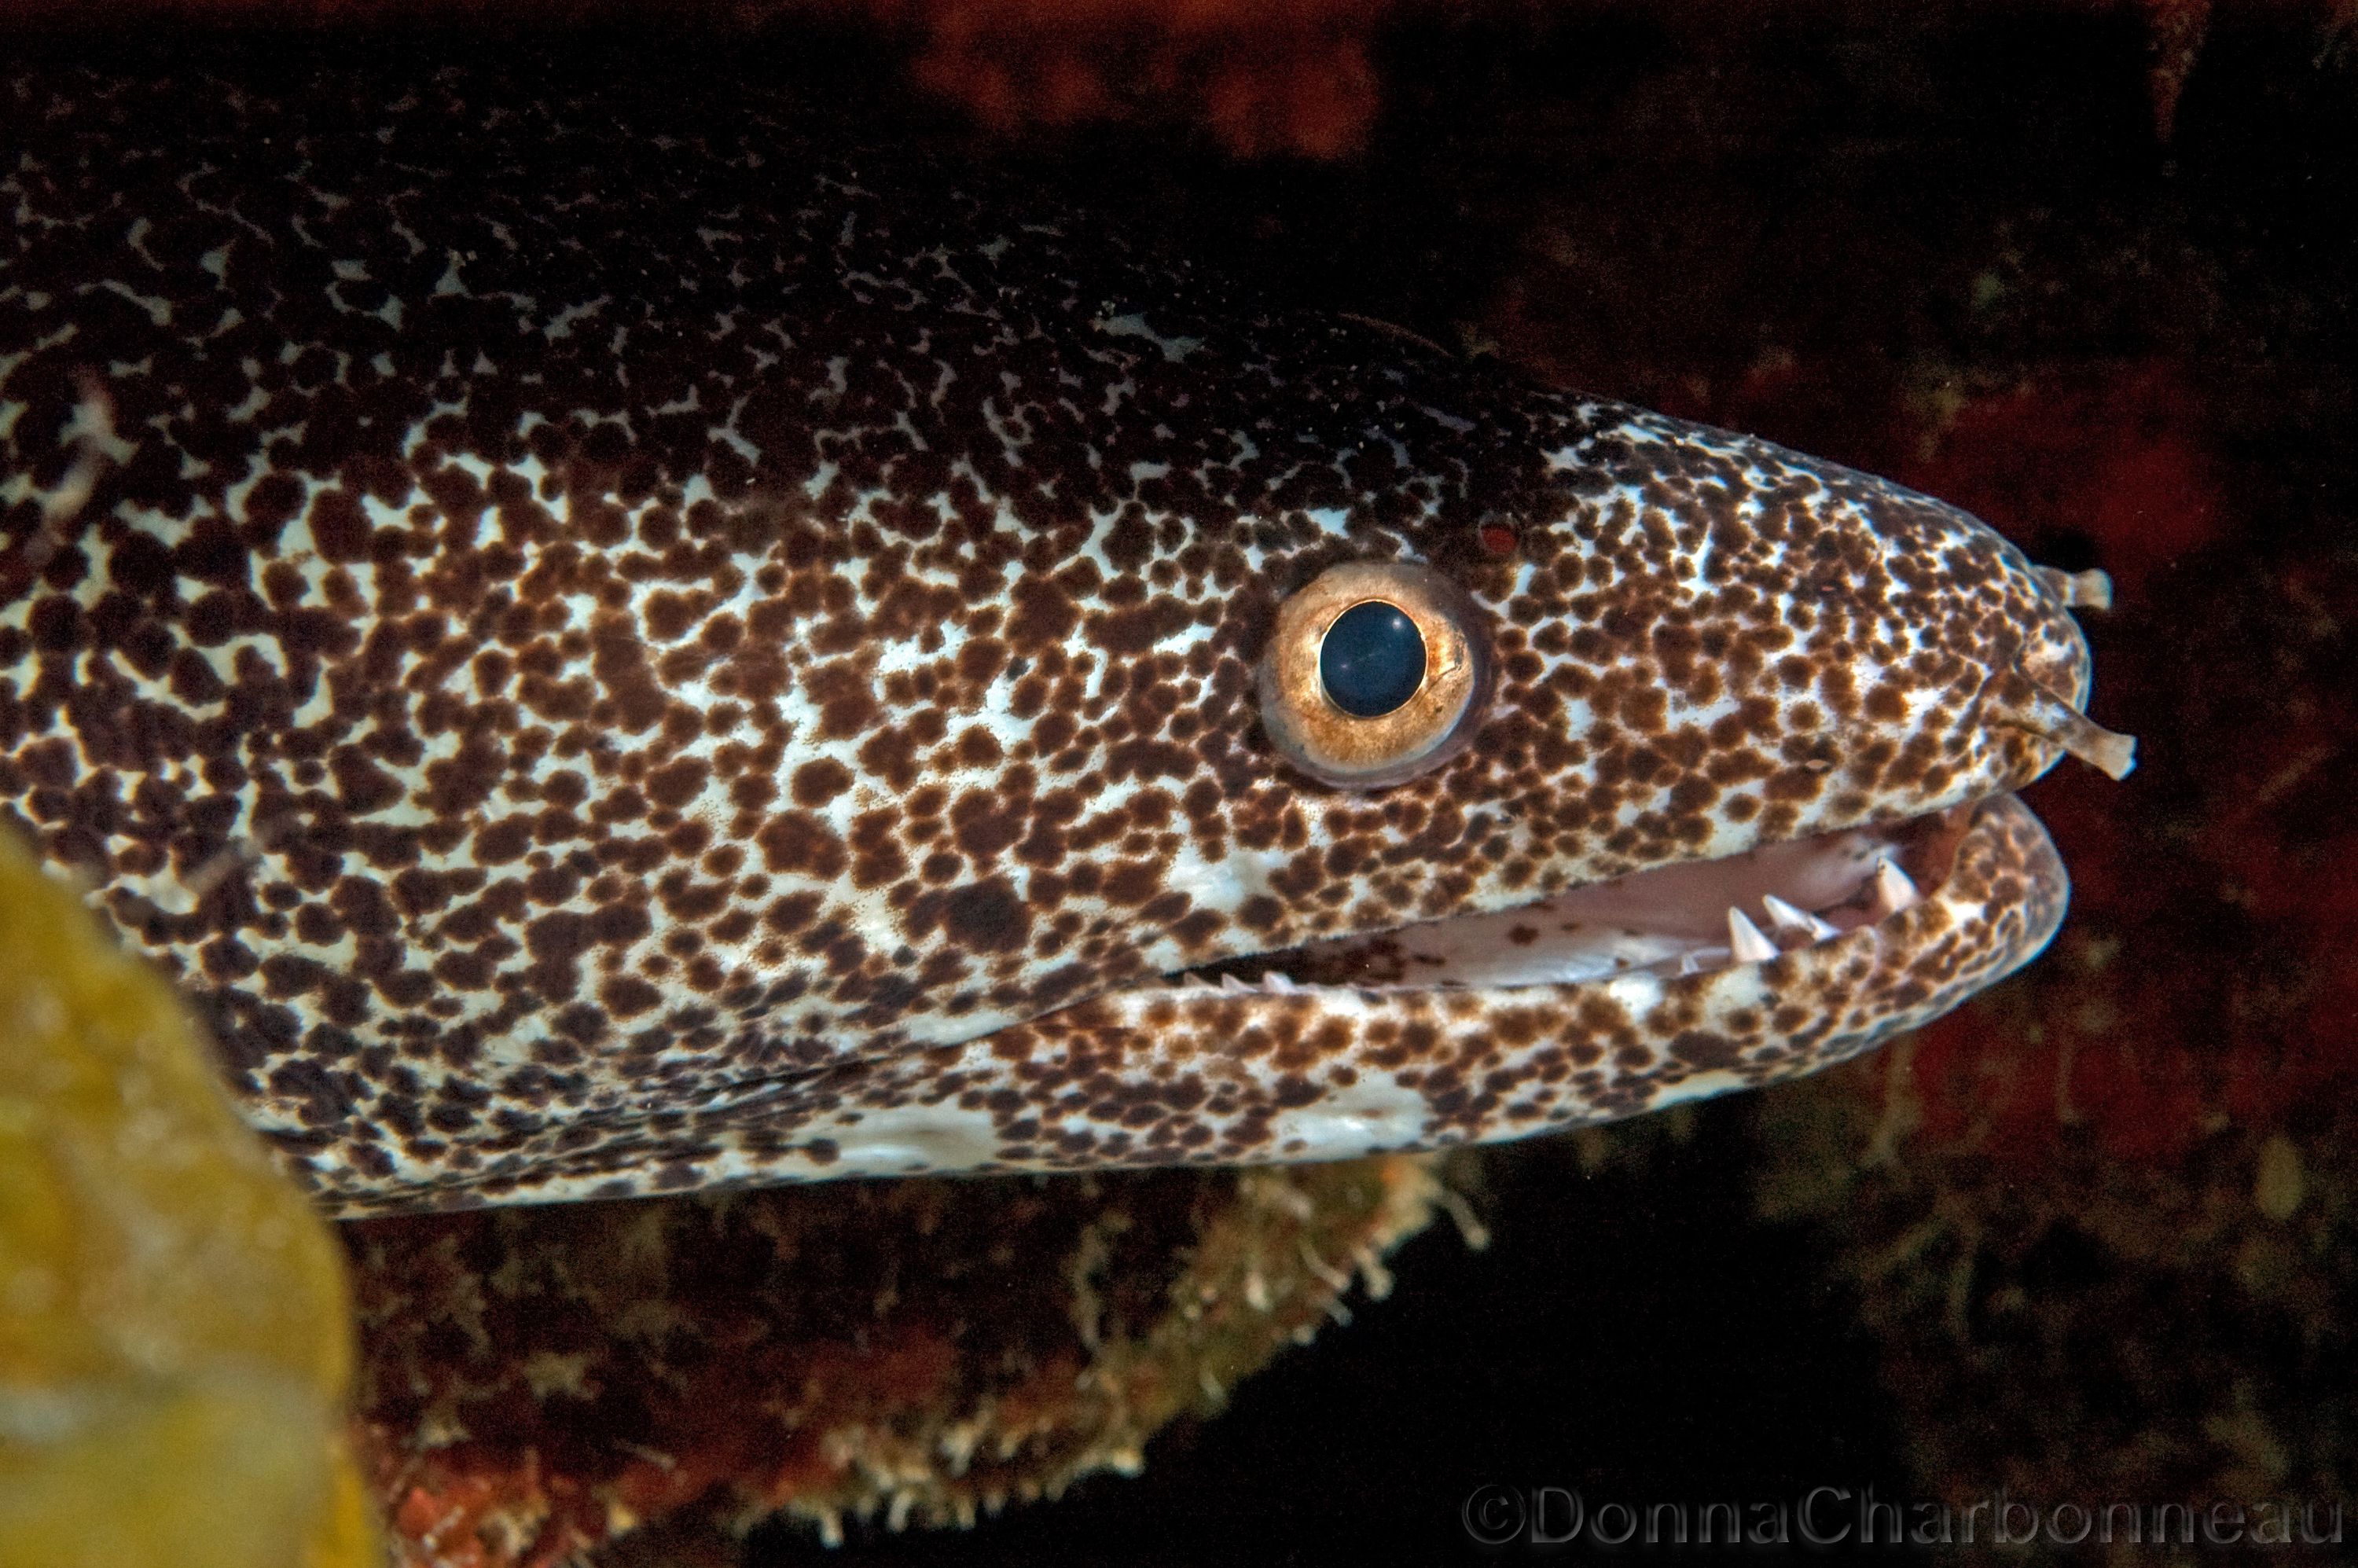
0, 828, 376, 1568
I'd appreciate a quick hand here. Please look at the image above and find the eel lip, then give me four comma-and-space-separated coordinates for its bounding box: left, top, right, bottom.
1165, 800, 1993, 997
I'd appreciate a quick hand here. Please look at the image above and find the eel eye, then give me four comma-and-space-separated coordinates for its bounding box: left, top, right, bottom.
1258, 561, 1494, 789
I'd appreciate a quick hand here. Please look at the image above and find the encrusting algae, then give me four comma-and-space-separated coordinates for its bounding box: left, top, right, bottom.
0, 826, 377, 1568
350, 1155, 1461, 1562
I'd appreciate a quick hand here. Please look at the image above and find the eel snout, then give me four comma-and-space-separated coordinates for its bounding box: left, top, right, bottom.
1179, 524, 2132, 1007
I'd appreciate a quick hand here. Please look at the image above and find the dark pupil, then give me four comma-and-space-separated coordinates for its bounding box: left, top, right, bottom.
1320, 600, 1427, 718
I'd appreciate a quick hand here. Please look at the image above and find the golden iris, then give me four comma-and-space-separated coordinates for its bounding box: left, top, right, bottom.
1258, 561, 1493, 789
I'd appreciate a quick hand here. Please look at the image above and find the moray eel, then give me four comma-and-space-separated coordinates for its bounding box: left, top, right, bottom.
0, 54, 2132, 1214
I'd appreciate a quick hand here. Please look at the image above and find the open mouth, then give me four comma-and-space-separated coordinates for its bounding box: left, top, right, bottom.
1167, 802, 1983, 996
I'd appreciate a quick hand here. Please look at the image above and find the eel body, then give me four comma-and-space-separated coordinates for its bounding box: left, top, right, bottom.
0, 53, 2129, 1214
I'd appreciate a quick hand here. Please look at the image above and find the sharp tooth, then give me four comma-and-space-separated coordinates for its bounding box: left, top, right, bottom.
1220, 974, 1251, 994
1726, 906, 1778, 964
1872, 856, 1919, 916
1761, 894, 1839, 942
1266, 971, 1298, 992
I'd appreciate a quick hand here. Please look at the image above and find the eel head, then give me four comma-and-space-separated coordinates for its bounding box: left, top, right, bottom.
928, 392, 2131, 1177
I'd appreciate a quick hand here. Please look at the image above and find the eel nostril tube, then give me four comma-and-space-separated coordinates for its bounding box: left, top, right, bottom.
2032, 564, 2116, 611
1983, 663, 2139, 780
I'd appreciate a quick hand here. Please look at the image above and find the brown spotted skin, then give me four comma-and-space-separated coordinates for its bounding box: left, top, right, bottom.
2, 55, 2091, 1213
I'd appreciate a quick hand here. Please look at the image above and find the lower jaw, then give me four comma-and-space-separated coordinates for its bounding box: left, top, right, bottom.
979, 794, 2064, 1176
